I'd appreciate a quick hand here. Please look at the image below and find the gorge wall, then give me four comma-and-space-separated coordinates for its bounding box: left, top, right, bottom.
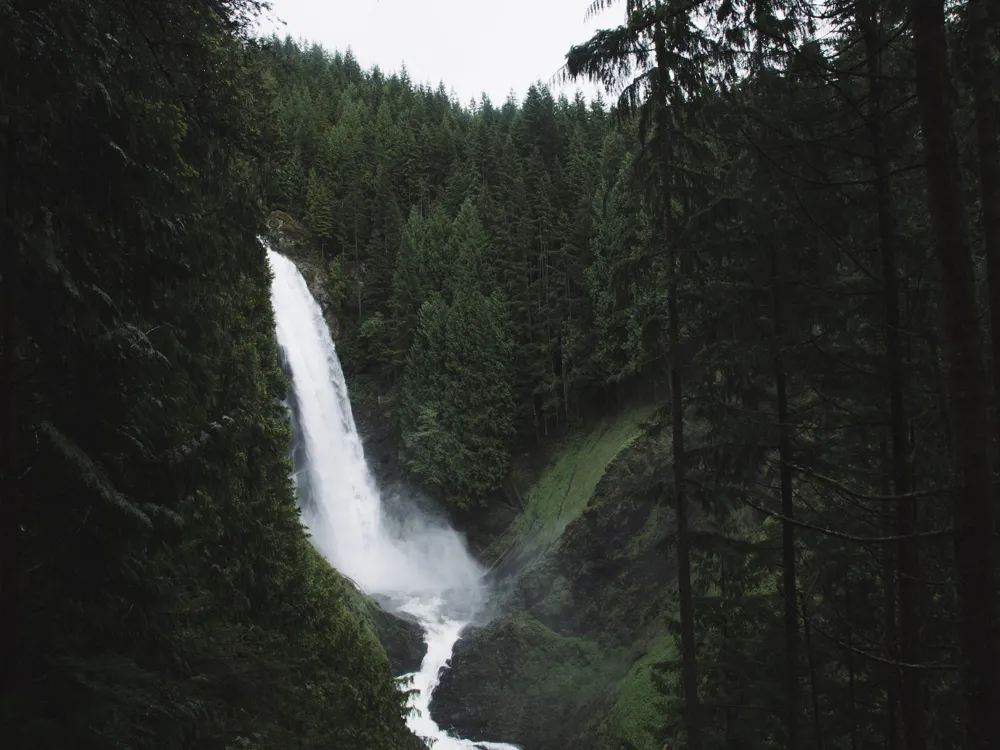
429, 408, 680, 750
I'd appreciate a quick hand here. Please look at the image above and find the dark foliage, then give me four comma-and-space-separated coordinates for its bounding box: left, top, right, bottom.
0, 2, 420, 748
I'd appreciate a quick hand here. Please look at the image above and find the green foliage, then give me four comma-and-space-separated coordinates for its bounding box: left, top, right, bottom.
390, 204, 457, 371
599, 634, 677, 750
400, 289, 514, 507
16, 1, 985, 746
254, 2, 998, 748
259, 44, 629, 501
326, 254, 350, 310
1, 2, 419, 748
327, 553, 427, 676
560, 1, 992, 749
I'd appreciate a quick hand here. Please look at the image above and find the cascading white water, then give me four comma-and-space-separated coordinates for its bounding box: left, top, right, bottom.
268, 248, 517, 750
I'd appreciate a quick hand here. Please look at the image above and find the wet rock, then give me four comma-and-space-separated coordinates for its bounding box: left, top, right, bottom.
343, 584, 427, 675
431, 614, 616, 750
369, 604, 426, 675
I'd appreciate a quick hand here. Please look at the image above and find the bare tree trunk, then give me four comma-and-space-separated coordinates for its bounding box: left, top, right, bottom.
800, 592, 823, 750
880, 440, 902, 750
669, 207, 701, 750
909, 1, 1000, 746
861, 5, 924, 746
968, 0, 1000, 446
561, 341, 570, 425
0, 106, 14, 694
654, 24, 701, 747
721, 554, 734, 748
771, 244, 799, 750
846, 589, 859, 750
354, 202, 361, 319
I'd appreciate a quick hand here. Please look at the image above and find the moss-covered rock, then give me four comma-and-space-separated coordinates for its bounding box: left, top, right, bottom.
433, 614, 625, 749
292, 545, 427, 750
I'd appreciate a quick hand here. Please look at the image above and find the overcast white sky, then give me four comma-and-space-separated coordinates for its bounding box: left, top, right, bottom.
257, 0, 618, 105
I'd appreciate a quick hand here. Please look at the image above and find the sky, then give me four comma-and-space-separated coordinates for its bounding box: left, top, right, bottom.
256, 0, 619, 106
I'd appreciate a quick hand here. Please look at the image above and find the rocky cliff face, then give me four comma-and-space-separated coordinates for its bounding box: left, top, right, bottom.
267, 212, 339, 337
431, 413, 679, 750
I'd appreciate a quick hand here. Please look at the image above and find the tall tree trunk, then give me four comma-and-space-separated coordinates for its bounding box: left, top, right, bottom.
845, 589, 859, 750
800, 591, 823, 750
861, 4, 924, 746
882, 548, 902, 750
654, 23, 700, 748
721, 554, 734, 749
909, 1, 1000, 747
354, 202, 361, 319
968, 0, 1000, 444
0, 103, 14, 694
669, 192, 701, 750
881, 440, 902, 750
771, 244, 800, 750
561, 341, 570, 425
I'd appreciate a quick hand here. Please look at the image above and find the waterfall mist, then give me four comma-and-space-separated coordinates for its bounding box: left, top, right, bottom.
268, 248, 517, 750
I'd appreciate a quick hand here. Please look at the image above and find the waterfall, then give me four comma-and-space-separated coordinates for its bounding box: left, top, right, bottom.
268, 249, 517, 750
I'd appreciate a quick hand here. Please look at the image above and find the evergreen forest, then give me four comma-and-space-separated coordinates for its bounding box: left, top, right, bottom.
3, 0, 1000, 748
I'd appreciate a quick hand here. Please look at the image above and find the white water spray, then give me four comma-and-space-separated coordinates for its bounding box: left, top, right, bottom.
268, 249, 517, 750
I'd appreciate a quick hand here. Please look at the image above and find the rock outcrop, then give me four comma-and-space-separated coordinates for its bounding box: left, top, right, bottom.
368, 600, 427, 675
342, 582, 428, 676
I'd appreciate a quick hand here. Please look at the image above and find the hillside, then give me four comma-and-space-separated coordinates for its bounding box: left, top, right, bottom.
433, 408, 677, 750
1, 4, 421, 748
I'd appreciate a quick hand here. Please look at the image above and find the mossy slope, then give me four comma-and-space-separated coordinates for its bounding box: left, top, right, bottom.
433, 411, 679, 750
485, 408, 653, 578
